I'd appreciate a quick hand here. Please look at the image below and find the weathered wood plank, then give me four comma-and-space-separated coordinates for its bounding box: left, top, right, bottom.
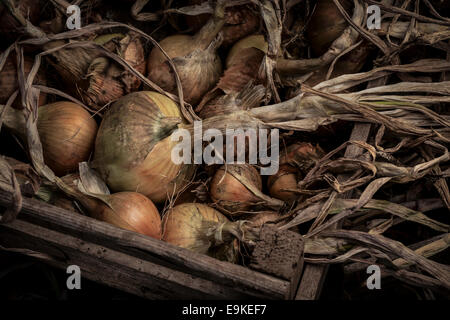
0, 191, 290, 299
0, 218, 250, 299
249, 225, 304, 299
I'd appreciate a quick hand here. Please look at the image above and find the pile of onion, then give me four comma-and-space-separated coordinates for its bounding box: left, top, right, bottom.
162, 203, 239, 262
0, 0, 146, 111
92, 91, 194, 203
0, 54, 47, 108
210, 164, 263, 215
147, 0, 226, 105
1, 101, 98, 176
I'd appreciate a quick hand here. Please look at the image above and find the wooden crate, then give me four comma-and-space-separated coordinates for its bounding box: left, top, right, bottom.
0, 190, 304, 300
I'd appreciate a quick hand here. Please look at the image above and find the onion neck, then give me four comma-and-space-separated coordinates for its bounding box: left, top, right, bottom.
192, 0, 226, 49
206, 220, 259, 247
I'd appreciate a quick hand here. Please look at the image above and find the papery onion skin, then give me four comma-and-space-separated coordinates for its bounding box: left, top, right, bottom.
162, 203, 228, 250
210, 164, 262, 214
162, 203, 238, 262
147, 35, 223, 105
267, 164, 299, 202
92, 91, 194, 203
37, 102, 98, 177
281, 142, 325, 173
88, 192, 162, 239
45, 33, 146, 110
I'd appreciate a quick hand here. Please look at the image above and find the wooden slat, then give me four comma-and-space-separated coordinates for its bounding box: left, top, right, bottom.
0, 218, 252, 299
0, 191, 289, 299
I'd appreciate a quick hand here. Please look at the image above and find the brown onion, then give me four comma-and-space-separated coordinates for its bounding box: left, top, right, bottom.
1, 101, 98, 176
45, 32, 146, 110
37, 102, 98, 176
92, 91, 194, 203
162, 203, 238, 262
196, 36, 267, 118
306, 0, 353, 55
185, 1, 260, 47
147, 1, 226, 105
219, 1, 363, 78
41, 172, 162, 239
210, 164, 262, 215
267, 164, 299, 202
281, 142, 325, 173
82, 192, 161, 239
0, 54, 47, 108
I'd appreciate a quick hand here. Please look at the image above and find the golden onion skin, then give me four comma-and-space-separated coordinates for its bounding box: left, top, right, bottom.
90, 192, 162, 239
92, 91, 194, 203
37, 102, 98, 176
210, 164, 262, 214
147, 35, 223, 105
162, 203, 238, 261
162, 203, 227, 250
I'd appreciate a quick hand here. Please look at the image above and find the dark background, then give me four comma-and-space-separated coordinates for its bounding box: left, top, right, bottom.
1, 250, 447, 300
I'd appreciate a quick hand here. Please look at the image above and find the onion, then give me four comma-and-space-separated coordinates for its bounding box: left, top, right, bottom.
281, 142, 325, 173
40, 172, 162, 239
92, 91, 194, 203
196, 35, 267, 118
147, 1, 226, 105
267, 164, 299, 202
162, 203, 239, 262
185, 1, 260, 47
305, 0, 353, 55
81, 192, 161, 239
210, 164, 262, 215
39, 102, 98, 176
215, 0, 363, 79
0, 54, 47, 108
1, 101, 98, 176
45, 32, 146, 110
266, 142, 324, 201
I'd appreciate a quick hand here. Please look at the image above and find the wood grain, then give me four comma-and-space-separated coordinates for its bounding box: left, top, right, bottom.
0, 191, 290, 299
